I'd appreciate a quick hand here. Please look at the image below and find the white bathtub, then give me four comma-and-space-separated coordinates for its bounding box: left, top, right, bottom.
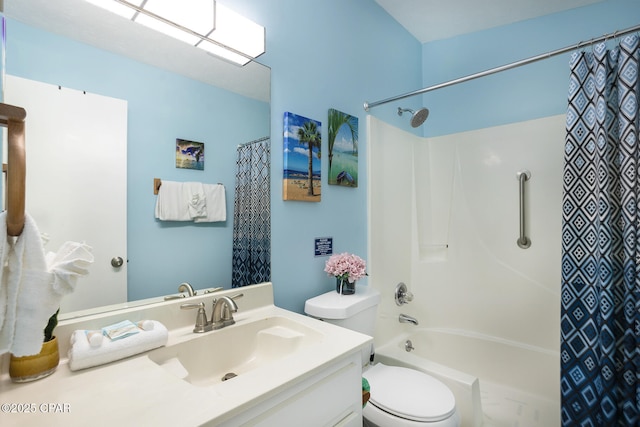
372, 328, 560, 427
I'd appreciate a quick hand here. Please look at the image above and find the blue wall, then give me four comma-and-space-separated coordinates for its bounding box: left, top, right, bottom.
229, 0, 423, 312
421, 0, 640, 137
4, 0, 421, 312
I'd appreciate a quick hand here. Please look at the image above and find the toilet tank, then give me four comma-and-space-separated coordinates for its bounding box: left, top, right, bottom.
304, 285, 381, 337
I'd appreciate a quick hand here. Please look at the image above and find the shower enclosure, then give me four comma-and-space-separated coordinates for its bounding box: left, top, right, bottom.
368, 114, 565, 426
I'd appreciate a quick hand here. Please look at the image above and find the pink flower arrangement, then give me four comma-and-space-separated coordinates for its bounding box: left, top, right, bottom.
324, 252, 367, 283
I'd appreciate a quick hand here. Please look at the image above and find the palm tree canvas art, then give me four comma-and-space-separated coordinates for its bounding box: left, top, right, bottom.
327, 109, 358, 187
283, 112, 321, 202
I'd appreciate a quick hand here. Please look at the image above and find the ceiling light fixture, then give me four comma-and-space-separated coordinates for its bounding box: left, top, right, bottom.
85, 0, 265, 66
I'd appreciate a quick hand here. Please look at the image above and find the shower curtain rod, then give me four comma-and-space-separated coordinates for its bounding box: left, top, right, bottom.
238, 136, 269, 147
363, 23, 640, 111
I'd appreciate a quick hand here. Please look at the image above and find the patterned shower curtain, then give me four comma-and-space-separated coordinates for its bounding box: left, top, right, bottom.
231, 137, 271, 288
561, 35, 639, 426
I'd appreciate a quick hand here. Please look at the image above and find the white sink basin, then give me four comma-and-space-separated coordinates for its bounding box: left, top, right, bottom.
148, 316, 324, 387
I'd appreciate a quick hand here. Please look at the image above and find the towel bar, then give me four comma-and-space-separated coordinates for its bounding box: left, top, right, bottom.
0, 103, 28, 237
153, 178, 224, 195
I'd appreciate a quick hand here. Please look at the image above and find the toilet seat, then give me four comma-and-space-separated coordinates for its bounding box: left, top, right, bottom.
364, 363, 456, 422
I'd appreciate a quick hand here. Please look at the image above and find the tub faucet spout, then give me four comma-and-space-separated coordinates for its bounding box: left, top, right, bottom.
399, 313, 419, 326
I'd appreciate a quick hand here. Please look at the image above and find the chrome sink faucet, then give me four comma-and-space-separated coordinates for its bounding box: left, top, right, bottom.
164, 282, 197, 300
180, 293, 244, 333
178, 282, 196, 297
211, 293, 244, 330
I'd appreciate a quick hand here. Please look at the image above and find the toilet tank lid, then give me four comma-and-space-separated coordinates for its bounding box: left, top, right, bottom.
304, 285, 381, 319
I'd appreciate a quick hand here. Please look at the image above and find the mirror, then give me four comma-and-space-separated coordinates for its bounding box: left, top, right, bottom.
3, 0, 271, 318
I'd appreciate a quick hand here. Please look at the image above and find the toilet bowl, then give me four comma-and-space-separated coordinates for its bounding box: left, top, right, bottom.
304, 286, 460, 427
362, 363, 460, 427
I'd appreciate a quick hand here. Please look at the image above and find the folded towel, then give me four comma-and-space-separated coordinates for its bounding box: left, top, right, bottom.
184, 182, 207, 219
194, 184, 226, 222
68, 320, 168, 371
0, 212, 94, 357
155, 181, 207, 221
155, 181, 188, 221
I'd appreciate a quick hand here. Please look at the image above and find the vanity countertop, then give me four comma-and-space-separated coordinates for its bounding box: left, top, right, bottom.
0, 283, 372, 426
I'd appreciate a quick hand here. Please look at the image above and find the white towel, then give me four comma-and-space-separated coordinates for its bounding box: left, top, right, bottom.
184, 182, 207, 219
0, 213, 94, 357
194, 184, 226, 222
155, 181, 207, 221
46, 241, 94, 295
68, 320, 168, 371
0, 212, 17, 352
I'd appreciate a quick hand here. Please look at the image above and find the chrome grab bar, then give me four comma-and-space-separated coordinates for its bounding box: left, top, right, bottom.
517, 170, 531, 249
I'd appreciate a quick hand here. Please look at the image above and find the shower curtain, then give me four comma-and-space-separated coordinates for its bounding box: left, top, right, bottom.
561, 35, 639, 426
231, 138, 271, 288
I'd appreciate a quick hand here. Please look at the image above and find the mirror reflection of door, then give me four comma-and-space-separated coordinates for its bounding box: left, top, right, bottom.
6, 75, 127, 313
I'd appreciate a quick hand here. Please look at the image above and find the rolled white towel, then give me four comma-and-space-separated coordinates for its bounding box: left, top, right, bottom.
137, 320, 154, 331
68, 321, 168, 371
85, 330, 104, 348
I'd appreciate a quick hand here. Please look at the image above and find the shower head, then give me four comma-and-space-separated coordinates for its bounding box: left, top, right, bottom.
398, 107, 429, 128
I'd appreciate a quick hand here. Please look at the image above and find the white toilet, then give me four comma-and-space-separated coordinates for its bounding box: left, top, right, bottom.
304, 286, 460, 427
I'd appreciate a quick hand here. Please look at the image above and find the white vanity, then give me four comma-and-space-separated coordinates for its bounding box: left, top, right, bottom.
0, 283, 371, 426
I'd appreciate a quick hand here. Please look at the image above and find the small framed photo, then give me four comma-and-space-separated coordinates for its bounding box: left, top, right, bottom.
176, 138, 205, 170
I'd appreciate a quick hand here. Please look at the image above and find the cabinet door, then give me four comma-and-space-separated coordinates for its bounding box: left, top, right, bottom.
215, 353, 363, 427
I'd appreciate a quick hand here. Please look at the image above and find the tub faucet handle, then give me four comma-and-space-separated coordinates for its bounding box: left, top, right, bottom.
395, 282, 414, 306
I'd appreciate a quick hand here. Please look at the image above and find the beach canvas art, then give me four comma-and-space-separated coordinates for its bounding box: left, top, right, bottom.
176, 138, 205, 170
327, 109, 358, 187
283, 112, 321, 202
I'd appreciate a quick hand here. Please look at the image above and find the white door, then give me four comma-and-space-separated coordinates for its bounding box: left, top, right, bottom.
5, 75, 128, 314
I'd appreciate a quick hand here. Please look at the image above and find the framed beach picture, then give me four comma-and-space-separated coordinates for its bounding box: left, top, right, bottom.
328, 109, 358, 187
283, 112, 321, 202
176, 138, 205, 170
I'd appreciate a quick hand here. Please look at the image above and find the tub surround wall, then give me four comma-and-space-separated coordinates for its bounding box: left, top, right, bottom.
414, 115, 564, 351
368, 114, 564, 402
367, 116, 419, 348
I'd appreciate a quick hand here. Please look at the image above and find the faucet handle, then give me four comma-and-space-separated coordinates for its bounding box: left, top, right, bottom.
395, 282, 414, 306
180, 302, 205, 310
180, 302, 211, 333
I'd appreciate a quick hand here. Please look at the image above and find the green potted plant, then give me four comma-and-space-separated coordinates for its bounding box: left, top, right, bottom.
44, 309, 59, 343
9, 309, 61, 383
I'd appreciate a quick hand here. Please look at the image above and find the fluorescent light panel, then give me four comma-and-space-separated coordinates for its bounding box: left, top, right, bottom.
198, 3, 265, 65
85, 0, 265, 65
